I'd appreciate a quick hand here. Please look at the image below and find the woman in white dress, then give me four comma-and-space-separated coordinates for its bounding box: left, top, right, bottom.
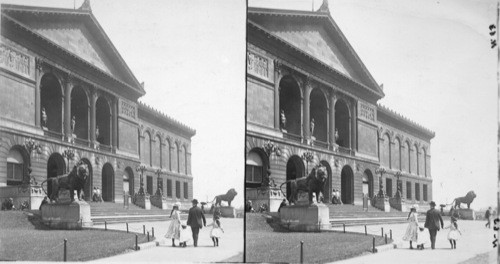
208, 215, 224, 247
402, 205, 420, 249
165, 202, 181, 247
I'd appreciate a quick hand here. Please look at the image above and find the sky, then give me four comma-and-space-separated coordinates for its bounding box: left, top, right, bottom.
0, 0, 246, 208
2, 0, 497, 211
249, 0, 498, 210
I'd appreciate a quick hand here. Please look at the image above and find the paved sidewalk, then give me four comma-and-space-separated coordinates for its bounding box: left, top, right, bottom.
329, 220, 496, 264
90, 217, 243, 263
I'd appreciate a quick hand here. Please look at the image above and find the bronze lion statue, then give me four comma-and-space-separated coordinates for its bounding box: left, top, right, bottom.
280, 165, 327, 205
212, 188, 238, 207
42, 162, 89, 203
452, 190, 476, 209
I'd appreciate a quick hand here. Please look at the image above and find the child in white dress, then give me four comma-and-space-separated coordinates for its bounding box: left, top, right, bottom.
416, 226, 429, 250
179, 222, 192, 247
208, 215, 224, 247
444, 217, 462, 249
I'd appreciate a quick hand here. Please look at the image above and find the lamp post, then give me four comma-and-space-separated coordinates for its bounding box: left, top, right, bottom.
301, 151, 314, 175
23, 138, 42, 185
62, 148, 75, 173
262, 140, 282, 187
136, 164, 147, 196
395, 171, 402, 198
155, 168, 164, 196
375, 167, 386, 198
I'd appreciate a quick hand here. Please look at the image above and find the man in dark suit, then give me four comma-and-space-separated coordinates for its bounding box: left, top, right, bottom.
424, 201, 444, 249
187, 199, 206, 247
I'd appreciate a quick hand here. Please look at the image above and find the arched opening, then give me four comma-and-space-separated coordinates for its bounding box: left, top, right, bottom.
176, 142, 181, 173
406, 141, 411, 173
279, 75, 301, 136
80, 158, 92, 201
47, 153, 66, 198
246, 148, 266, 188
310, 88, 328, 143
340, 165, 354, 204
124, 166, 134, 197
184, 145, 188, 174
70, 86, 89, 140
392, 138, 401, 170
320, 160, 332, 202
142, 132, 151, 166
153, 135, 161, 167
40, 73, 63, 133
171, 142, 178, 172
286, 155, 305, 200
414, 144, 419, 175
6, 146, 29, 186
164, 139, 170, 171
178, 144, 184, 174
380, 134, 390, 167
419, 147, 425, 176
363, 169, 374, 198
423, 148, 427, 177
96, 96, 111, 146
335, 99, 350, 148
101, 163, 114, 202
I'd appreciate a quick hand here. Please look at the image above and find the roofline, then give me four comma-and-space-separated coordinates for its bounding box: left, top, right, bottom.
1, 3, 145, 94
377, 104, 435, 139
138, 102, 196, 138
248, 7, 384, 96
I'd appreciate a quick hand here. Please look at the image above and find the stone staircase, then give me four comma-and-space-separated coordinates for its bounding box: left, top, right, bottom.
328, 204, 426, 227
90, 202, 187, 225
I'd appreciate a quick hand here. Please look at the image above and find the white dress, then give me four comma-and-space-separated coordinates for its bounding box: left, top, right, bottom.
165, 210, 181, 240
402, 212, 419, 242
209, 221, 223, 238
445, 223, 461, 240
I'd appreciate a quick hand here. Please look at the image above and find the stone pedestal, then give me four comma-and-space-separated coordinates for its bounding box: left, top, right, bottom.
280, 203, 330, 232
219, 207, 236, 218
0, 185, 45, 210
373, 196, 390, 212
41, 200, 92, 229
454, 209, 476, 220
389, 196, 407, 212
134, 194, 151, 210
150, 195, 168, 210
246, 187, 285, 212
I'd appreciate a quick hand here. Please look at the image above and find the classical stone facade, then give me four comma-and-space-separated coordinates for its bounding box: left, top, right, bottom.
245, 4, 434, 210
0, 2, 195, 209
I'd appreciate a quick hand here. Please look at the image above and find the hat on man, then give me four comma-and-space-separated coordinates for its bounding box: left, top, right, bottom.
429, 201, 436, 207
191, 199, 198, 204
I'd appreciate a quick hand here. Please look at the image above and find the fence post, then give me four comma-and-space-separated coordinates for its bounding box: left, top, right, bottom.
381, 227, 384, 237
152, 227, 155, 238
105, 221, 107, 231
143, 225, 145, 235
63, 239, 67, 262
343, 223, 345, 233
300, 241, 304, 264
372, 237, 376, 253
390, 229, 392, 240
126, 222, 129, 233
147, 231, 150, 242
365, 225, 367, 236
135, 234, 138, 250
385, 234, 388, 244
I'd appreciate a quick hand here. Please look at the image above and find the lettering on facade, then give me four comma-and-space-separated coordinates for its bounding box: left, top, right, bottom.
0, 44, 31, 79
120, 100, 136, 120
247, 51, 269, 79
358, 102, 375, 122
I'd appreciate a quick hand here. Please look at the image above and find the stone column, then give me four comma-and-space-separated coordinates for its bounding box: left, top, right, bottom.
112, 98, 118, 150
89, 90, 97, 144
273, 60, 281, 130
64, 75, 73, 141
303, 79, 311, 142
329, 94, 336, 148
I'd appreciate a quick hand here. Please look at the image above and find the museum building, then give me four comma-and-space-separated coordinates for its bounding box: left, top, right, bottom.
0, 1, 195, 209
246, 2, 435, 211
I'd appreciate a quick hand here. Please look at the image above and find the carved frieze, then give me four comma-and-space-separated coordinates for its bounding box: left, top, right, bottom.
247, 51, 269, 79
118, 98, 137, 122
358, 101, 376, 123
0, 44, 33, 80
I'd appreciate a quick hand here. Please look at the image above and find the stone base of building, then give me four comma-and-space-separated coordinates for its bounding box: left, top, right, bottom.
134, 195, 151, 210
454, 208, 476, 220
279, 203, 330, 232
41, 200, 92, 229
219, 207, 236, 218
0, 185, 45, 210
389, 196, 407, 212
150, 195, 167, 210
372, 196, 390, 212
246, 187, 285, 212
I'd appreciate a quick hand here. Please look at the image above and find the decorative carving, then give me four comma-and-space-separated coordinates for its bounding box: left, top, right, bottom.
35, 57, 44, 73
274, 59, 282, 74
117, 161, 124, 169
120, 100, 137, 120
358, 101, 375, 122
95, 156, 102, 166
0, 44, 31, 78
247, 51, 269, 78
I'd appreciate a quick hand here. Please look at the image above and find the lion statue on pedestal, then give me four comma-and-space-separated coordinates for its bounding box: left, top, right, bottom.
42, 162, 89, 203
212, 188, 238, 207
452, 190, 476, 209
280, 165, 327, 205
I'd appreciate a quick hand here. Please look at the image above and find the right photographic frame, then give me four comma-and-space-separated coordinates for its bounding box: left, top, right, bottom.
245, 0, 498, 263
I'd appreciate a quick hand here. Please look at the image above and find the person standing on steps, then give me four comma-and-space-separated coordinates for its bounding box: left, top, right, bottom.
187, 199, 206, 247
424, 201, 444, 250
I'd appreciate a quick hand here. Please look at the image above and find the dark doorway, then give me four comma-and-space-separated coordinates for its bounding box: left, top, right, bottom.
320, 160, 332, 202
310, 89, 328, 143
70, 86, 89, 140
279, 75, 302, 137
80, 158, 92, 201
340, 165, 354, 204
286, 155, 304, 200
40, 73, 63, 133
46, 153, 66, 198
101, 163, 114, 202
146, 175, 153, 195
96, 97, 111, 146
335, 99, 350, 148
386, 178, 393, 197
124, 167, 134, 196
363, 169, 374, 198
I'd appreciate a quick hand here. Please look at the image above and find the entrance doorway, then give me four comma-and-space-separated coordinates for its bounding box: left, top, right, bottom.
286, 155, 304, 200
340, 165, 354, 204
363, 169, 374, 198
320, 160, 332, 202
47, 153, 66, 198
101, 163, 114, 202
80, 158, 92, 201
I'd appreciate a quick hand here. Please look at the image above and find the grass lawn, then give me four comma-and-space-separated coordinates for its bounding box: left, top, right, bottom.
0, 211, 149, 262
246, 213, 391, 263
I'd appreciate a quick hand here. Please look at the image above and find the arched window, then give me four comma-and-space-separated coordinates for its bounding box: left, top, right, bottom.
96, 96, 111, 146
171, 142, 178, 172
163, 139, 170, 171
380, 134, 390, 167
310, 88, 328, 143
177, 143, 181, 173
7, 148, 25, 185
246, 151, 263, 184
184, 145, 188, 175
142, 131, 151, 166
70, 86, 89, 140
392, 138, 401, 170
40, 73, 63, 133
406, 141, 411, 173
279, 75, 301, 137
153, 135, 161, 167
414, 144, 420, 175
423, 148, 427, 177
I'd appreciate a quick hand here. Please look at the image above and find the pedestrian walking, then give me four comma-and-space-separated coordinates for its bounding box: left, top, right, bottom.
485, 207, 492, 228
179, 222, 192, 247
187, 199, 206, 247
208, 215, 224, 247
165, 202, 181, 247
92, 187, 98, 202
444, 217, 462, 249
424, 201, 444, 249
402, 205, 420, 249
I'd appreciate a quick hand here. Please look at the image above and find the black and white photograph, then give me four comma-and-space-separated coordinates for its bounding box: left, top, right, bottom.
0, 0, 244, 262
245, 0, 497, 263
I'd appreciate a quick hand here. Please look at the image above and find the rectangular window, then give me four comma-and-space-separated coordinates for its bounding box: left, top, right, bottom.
245, 165, 263, 183
158, 178, 164, 194
183, 182, 188, 199
386, 178, 392, 197
175, 181, 181, 199
7, 163, 23, 181
167, 179, 172, 197
423, 184, 428, 201
146, 176, 153, 195
415, 183, 420, 201
406, 181, 412, 200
